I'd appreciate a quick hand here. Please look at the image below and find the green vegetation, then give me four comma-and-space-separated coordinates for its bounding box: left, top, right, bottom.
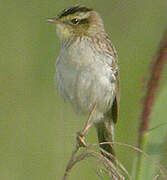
0, 0, 167, 179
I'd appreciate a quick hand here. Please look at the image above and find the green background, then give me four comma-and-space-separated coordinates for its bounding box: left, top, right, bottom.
1, 0, 167, 179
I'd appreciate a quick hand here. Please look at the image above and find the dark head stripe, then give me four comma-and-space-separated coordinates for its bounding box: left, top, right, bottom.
58, 6, 92, 18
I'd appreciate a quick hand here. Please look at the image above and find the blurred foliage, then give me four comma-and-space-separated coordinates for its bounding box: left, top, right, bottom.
0, 0, 167, 179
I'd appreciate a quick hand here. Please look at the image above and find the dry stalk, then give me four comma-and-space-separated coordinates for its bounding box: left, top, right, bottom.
99, 147, 131, 179
98, 142, 167, 179
63, 149, 124, 180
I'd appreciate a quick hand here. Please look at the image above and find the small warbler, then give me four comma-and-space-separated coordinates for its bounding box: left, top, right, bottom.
46, 5, 120, 157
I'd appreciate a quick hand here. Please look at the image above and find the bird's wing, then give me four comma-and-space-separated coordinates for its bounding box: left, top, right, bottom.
99, 34, 120, 123
106, 38, 120, 123
111, 70, 120, 123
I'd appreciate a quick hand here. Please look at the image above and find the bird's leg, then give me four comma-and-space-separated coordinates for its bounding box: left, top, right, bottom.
62, 105, 97, 180
76, 104, 96, 147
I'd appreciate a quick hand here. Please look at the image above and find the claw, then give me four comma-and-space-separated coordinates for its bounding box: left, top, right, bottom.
76, 131, 87, 147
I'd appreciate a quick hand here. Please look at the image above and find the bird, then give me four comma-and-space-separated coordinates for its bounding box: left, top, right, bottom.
46, 5, 120, 158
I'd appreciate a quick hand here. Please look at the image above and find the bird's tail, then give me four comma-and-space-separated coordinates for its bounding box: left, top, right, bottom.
95, 119, 115, 159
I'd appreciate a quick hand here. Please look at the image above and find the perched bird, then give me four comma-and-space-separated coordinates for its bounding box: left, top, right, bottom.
46, 5, 119, 157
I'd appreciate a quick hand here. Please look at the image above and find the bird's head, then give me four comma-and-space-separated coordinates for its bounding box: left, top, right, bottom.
46, 6, 105, 41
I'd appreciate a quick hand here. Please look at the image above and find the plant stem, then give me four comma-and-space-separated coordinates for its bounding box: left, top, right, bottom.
135, 133, 148, 180
135, 29, 167, 179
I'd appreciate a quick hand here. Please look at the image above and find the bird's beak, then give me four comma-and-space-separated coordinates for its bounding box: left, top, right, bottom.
45, 18, 59, 24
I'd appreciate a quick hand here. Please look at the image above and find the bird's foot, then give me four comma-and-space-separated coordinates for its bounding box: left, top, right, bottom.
76, 131, 87, 148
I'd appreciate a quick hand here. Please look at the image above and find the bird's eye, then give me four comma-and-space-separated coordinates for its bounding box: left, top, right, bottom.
70, 18, 79, 25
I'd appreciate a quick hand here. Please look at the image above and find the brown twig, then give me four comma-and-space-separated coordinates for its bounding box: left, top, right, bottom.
138, 29, 167, 146
64, 150, 124, 180
62, 146, 80, 180
63, 140, 167, 180
99, 147, 131, 179
98, 142, 167, 179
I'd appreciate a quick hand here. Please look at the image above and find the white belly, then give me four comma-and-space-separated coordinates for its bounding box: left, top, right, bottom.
55, 59, 116, 115
55, 38, 116, 119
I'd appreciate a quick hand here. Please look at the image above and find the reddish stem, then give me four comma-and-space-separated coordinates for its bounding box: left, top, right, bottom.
138, 30, 167, 146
